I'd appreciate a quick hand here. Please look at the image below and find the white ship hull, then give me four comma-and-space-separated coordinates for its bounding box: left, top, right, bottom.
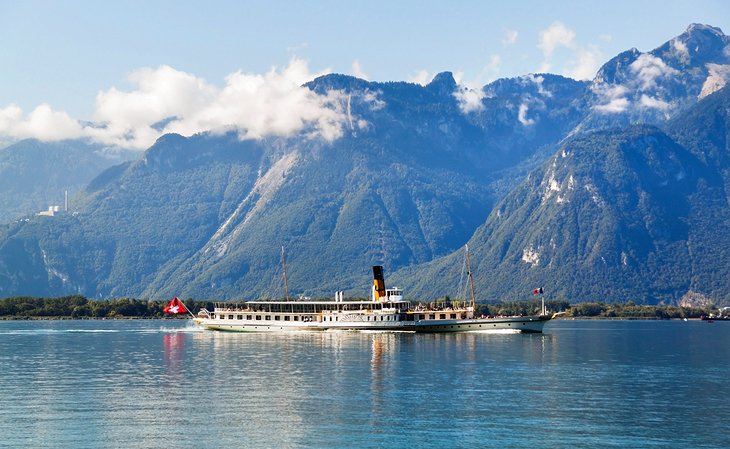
195, 314, 550, 333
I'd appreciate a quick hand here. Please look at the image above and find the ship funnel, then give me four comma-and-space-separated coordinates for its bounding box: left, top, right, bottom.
372, 266, 386, 301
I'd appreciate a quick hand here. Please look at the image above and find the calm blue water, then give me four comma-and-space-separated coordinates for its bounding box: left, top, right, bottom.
0, 319, 729, 449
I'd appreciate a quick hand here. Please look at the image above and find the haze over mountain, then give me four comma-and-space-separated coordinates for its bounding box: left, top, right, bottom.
0, 24, 729, 305
0, 140, 136, 222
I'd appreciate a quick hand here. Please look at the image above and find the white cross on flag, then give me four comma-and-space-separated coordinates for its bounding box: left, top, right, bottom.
163, 297, 188, 315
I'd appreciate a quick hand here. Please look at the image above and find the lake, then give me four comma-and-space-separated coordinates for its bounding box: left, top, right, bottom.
0, 319, 728, 448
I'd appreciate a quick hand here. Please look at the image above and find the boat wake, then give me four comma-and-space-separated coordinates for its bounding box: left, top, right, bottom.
143, 322, 204, 334
168, 323, 205, 333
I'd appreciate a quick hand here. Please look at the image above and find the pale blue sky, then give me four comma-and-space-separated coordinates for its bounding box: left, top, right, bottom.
0, 0, 728, 147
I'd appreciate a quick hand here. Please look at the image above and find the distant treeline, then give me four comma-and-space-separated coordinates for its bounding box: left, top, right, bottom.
0, 296, 715, 319
0, 296, 212, 319
474, 299, 711, 319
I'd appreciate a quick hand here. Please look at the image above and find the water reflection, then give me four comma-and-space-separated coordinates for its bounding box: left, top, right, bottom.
164, 333, 186, 373
157, 328, 566, 448
4, 321, 729, 449
369, 333, 397, 429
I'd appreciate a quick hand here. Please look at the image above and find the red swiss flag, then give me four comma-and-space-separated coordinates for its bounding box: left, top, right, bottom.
164, 297, 188, 315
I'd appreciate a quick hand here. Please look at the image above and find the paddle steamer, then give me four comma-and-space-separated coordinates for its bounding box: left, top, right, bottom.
195, 264, 551, 333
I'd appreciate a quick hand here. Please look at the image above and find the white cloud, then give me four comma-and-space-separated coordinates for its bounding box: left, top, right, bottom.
592, 84, 630, 113
408, 70, 432, 86
566, 46, 602, 81
670, 39, 690, 64
0, 104, 23, 134
0, 59, 354, 150
518, 103, 536, 125
91, 65, 217, 148
595, 97, 630, 113
361, 91, 386, 111
536, 22, 601, 80
503, 29, 518, 46
0, 103, 84, 141
174, 60, 347, 142
629, 54, 679, 90
351, 60, 369, 80
523, 74, 551, 97
0, 104, 23, 132
639, 94, 671, 111
538, 22, 576, 58
453, 85, 486, 114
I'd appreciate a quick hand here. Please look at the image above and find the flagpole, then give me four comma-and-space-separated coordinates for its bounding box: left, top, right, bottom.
178, 298, 197, 319
281, 245, 290, 302
533, 287, 545, 316
465, 245, 476, 316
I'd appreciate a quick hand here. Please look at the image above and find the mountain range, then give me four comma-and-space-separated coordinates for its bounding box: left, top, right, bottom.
1, 23, 729, 306
400, 87, 730, 306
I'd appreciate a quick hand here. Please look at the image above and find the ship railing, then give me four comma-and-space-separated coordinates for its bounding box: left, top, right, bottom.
213, 302, 250, 312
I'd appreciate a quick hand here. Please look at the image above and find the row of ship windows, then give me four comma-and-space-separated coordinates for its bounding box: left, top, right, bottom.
217, 314, 314, 321
419, 314, 460, 320
216, 313, 463, 321
216, 314, 401, 322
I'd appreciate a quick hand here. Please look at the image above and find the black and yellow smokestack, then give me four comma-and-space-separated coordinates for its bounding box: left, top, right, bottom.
372, 265, 386, 301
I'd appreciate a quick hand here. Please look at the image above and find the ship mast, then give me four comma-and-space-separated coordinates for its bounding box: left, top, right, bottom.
281, 245, 290, 301
465, 244, 476, 314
